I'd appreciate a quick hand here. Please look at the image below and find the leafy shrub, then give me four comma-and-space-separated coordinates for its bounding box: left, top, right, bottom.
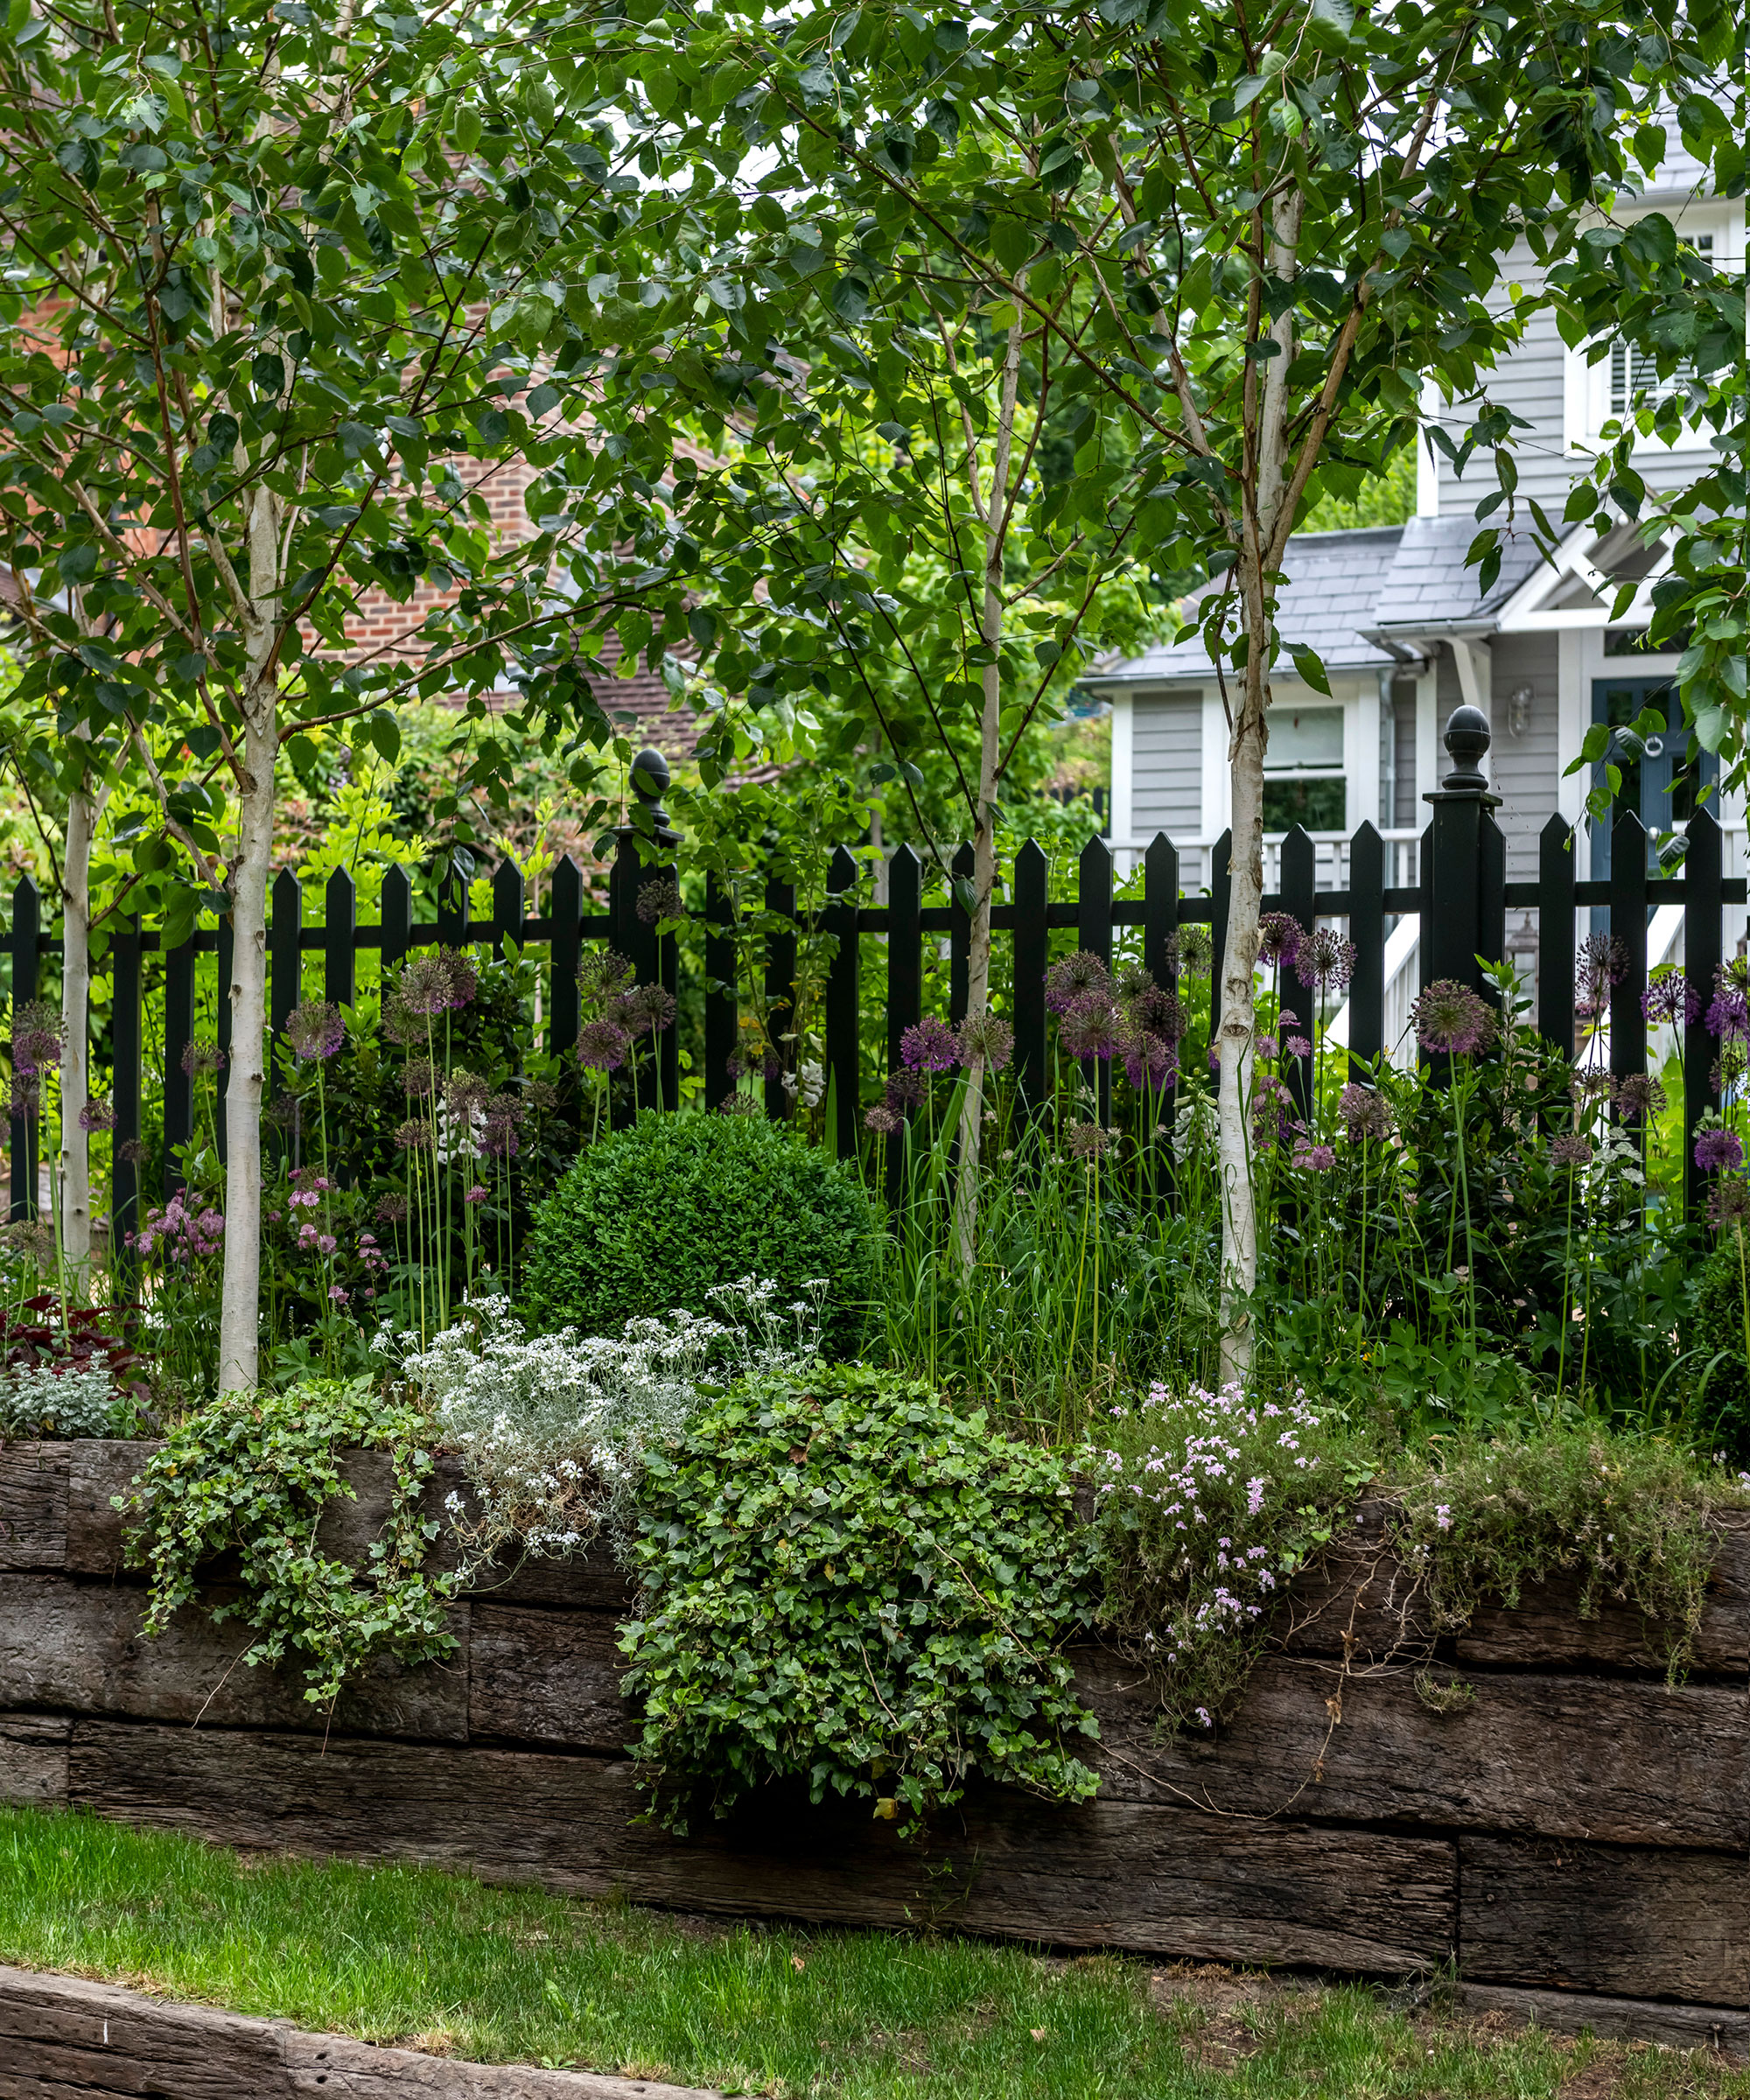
0, 1301, 142, 1438
1691, 1236, 1750, 1457
623, 1365, 1101, 1832
1095, 1379, 1360, 1730
397, 1278, 823, 1565
522, 1113, 878, 1352
121, 1378, 456, 1706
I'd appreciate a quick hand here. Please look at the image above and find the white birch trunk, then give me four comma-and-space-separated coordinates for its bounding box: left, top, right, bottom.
1216, 192, 1304, 1385
217, 481, 283, 1393
57, 779, 96, 1286
950, 296, 1026, 1271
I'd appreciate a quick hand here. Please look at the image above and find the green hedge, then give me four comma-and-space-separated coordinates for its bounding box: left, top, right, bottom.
521, 1112, 878, 1351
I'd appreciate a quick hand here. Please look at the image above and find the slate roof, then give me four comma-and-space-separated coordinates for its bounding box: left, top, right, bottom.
1088, 517, 1554, 685
1370, 514, 1548, 630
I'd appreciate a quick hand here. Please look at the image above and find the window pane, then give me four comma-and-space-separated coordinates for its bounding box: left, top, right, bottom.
1265, 705, 1343, 769
1263, 777, 1347, 832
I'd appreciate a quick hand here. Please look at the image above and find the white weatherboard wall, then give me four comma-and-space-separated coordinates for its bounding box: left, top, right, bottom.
1130, 689, 1203, 843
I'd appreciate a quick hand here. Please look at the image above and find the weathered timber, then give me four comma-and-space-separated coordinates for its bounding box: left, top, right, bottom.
468, 1606, 632, 1752
1456, 1511, 1750, 1675
0, 1711, 69, 1809
62, 1721, 1457, 1971
1277, 1502, 1433, 1662
1459, 1837, 1750, 2004
63, 1441, 149, 1578
1079, 1650, 1749, 1849
0, 1577, 469, 1743
0, 1960, 286, 2100
1456, 1983, 1750, 2058
0, 1964, 720, 2099
0, 1445, 68, 1572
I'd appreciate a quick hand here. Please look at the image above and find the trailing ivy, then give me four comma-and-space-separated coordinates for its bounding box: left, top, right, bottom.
122, 1379, 456, 1708
622, 1366, 1101, 1833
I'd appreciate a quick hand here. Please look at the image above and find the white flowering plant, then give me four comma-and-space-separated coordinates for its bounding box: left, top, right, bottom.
391, 1275, 826, 1570
1094, 1379, 1358, 1731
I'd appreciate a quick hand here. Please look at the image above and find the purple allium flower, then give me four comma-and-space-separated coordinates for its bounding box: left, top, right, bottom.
1291, 1140, 1337, 1172
10, 998, 63, 1076
635, 875, 684, 926
285, 999, 345, 1061
180, 1039, 225, 1079
1715, 1045, 1749, 1095
1066, 1121, 1111, 1161
6, 1073, 40, 1119
1706, 961, 1750, 1042
1285, 1034, 1312, 1059
1256, 912, 1302, 969
578, 1018, 629, 1071
1122, 1029, 1173, 1089
956, 1011, 1014, 1071
864, 1102, 902, 1136
1411, 979, 1497, 1057
1060, 993, 1119, 1060
1695, 1127, 1745, 1173
1337, 1082, 1392, 1141
1613, 1072, 1666, 1124
1550, 1131, 1592, 1169
374, 1192, 410, 1224
1043, 951, 1113, 1015
1293, 926, 1356, 992
1576, 933, 1629, 1004
118, 1137, 150, 1167
79, 1096, 116, 1134
886, 1068, 929, 1110
1707, 1175, 1750, 1230
900, 1017, 959, 1072
393, 1117, 435, 1151
618, 982, 677, 1033
1124, 983, 1185, 1044
1173, 925, 1214, 978
403, 1057, 438, 1099
1643, 969, 1703, 1028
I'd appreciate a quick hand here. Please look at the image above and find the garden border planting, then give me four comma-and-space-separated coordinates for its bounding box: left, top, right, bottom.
0, 1963, 720, 2099
4, 1439, 1747, 2052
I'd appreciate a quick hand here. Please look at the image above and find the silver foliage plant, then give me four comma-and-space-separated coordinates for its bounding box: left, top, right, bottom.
0, 1361, 117, 1439
388, 1277, 827, 1571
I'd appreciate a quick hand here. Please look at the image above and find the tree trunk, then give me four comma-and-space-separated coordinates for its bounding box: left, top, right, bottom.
1216, 189, 1304, 1385
217, 484, 283, 1393
57, 778, 96, 1289
950, 297, 1026, 1271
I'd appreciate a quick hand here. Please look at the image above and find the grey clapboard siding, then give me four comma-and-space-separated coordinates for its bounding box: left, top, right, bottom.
1131, 690, 1202, 838
1487, 633, 1562, 882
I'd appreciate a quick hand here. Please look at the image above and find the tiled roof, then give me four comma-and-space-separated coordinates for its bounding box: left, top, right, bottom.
1088, 516, 1558, 686
1092, 528, 1409, 682
1370, 514, 1548, 629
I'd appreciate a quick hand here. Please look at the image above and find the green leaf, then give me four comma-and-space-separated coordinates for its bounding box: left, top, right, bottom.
1289, 644, 1331, 695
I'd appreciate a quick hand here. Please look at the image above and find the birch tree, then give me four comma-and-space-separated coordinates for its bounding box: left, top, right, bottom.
0, 0, 695, 1385
605, 0, 1720, 1362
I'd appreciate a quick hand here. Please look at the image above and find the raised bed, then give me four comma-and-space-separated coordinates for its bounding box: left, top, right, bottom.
3, 1439, 1747, 2049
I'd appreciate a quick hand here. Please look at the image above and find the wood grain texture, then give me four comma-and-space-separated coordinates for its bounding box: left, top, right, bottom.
63, 1722, 1457, 1972
468, 1606, 632, 1752
0, 1577, 468, 1743
1459, 1837, 1750, 2003
1079, 1650, 1750, 1849
62, 1443, 150, 1578
0, 1712, 69, 1810
0, 1964, 719, 2098
1456, 1511, 1750, 1675
0, 1445, 68, 1572
1456, 1983, 1749, 2058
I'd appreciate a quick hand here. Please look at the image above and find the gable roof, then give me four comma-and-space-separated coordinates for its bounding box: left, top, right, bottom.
1370, 514, 1549, 632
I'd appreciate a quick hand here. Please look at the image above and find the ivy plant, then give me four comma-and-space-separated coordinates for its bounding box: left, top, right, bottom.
622, 1367, 1101, 1834
121, 1378, 455, 1708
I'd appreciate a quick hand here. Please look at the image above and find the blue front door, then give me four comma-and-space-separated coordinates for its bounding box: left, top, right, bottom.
1589, 676, 1715, 882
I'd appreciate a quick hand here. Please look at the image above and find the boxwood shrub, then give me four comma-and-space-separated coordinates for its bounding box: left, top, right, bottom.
521, 1112, 878, 1353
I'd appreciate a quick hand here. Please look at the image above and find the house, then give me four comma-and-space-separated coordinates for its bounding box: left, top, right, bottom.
1093, 144, 1745, 935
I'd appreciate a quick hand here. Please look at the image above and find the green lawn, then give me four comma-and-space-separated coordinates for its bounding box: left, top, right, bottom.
1, 1805, 1741, 2098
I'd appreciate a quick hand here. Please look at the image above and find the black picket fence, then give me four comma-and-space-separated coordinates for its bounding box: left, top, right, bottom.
3, 711, 1743, 1252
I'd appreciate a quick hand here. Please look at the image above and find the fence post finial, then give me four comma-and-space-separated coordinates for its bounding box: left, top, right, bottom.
1440, 704, 1493, 794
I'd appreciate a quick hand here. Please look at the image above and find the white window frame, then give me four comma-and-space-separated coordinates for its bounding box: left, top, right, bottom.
1564, 206, 1742, 456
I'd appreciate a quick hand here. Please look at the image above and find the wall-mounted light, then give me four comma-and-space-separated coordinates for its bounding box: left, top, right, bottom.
1506, 684, 1535, 738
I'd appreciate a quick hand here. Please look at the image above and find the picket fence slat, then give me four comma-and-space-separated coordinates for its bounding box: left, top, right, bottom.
9, 873, 38, 1222
1685, 810, 1725, 1217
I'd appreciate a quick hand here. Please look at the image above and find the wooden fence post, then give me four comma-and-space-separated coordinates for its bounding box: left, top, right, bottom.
162, 932, 194, 1199
1012, 839, 1048, 1122
763, 874, 796, 1123
1144, 830, 1180, 1204
1348, 821, 1385, 1074
1278, 822, 1316, 1119
1537, 816, 1576, 1060
110, 914, 142, 1281
549, 855, 582, 1094
1078, 835, 1113, 1125
8, 873, 38, 1222
381, 864, 412, 978
948, 842, 973, 1025
325, 868, 356, 1012
1609, 810, 1648, 1088
493, 858, 525, 961
824, 844, 860, 1158
703, 873, 737, 1112
1684, 808, 1723, 1217
886, 844, 922, 1206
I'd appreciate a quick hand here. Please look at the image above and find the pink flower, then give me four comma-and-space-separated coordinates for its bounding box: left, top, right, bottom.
465, 1184, 488, 1206
317, 1233, 337, 1255
328, 1284, 349, 1303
